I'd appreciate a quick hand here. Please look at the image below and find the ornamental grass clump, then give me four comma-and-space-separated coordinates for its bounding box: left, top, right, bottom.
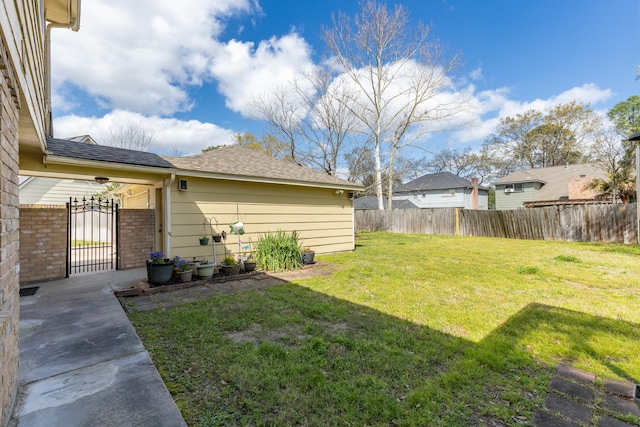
255, 230, 302, 272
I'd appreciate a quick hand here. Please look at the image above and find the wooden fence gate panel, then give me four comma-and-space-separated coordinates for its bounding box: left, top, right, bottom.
67, 197, 119, 276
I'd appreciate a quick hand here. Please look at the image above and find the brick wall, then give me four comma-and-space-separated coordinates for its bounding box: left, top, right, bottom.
118, 209, 155, 269
568, 177, 598, 200
0, 47, 21, 426
19, 208, 68, 284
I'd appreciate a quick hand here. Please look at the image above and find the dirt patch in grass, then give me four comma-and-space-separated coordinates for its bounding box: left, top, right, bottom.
226, 323, 312, 347
268, 260, 337, 281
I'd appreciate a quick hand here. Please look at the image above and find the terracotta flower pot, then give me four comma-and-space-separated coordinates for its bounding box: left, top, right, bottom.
177, 269, 193, 282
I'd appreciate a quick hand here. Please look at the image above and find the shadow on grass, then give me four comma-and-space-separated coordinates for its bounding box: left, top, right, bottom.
484, 302, 640, 384
129, 284, 640, 427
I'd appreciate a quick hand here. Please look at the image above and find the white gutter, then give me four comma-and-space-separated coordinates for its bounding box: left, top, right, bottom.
163, 174, 175, 257
45, 0, 81, 137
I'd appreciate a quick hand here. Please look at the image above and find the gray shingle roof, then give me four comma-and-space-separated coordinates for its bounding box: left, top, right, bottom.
163, 145, 358, 188
46, 137, 175, 168
354, 195, 418, 209
395, 172, 485, 192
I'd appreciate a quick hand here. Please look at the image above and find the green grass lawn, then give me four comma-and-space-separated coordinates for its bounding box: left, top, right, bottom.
129, 232, 640, 426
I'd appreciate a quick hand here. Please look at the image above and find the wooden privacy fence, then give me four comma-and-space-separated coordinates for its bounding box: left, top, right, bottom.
355, 204, 638, 244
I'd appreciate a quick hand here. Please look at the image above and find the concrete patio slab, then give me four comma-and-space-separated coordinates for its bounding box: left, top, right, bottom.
11, 268, 186, 427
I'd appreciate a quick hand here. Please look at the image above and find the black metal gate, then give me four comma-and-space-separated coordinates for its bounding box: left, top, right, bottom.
67, 196, 118, 276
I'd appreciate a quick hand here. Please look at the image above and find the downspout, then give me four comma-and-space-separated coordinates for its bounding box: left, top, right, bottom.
163, 174, 175, 257
45, 1, 81, 137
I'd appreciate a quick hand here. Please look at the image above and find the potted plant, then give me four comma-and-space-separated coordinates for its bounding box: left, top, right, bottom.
196, 258, 216, 278
146, 251, 175, 286
199, 235, 209, 246
243, 255, 256, 273
220, 256, 240, 276
301, 246, 315, 265
175, 257, 193, 282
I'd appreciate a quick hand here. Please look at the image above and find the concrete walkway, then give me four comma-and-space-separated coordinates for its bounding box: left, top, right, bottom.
11, 268, 186, 427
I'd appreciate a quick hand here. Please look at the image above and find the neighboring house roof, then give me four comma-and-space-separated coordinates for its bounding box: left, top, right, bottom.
354, 195, 418, 209
44, 138, 361, 190
66, 135, 98, 144
395, 172, 487, 192
493, 164, 606, 201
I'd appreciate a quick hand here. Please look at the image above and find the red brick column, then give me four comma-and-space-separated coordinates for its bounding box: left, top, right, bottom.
0, 44, 21, 424
118, 209, 155, 269
19, 207, 68, 283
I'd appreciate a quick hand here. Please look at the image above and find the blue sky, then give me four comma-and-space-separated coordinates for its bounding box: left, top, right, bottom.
51, 0, 639, 159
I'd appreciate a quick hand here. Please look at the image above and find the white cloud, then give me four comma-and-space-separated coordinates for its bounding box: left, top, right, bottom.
54, 110, 235, 155
469, 67, 483, 81
209, 33, 316, 116
450, 83, 613, 144
51, 0, 256, 116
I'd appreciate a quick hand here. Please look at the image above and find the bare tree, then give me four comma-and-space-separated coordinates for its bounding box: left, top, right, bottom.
252, 87, 304, 166
103, 121, 155, 151
322, 1, 466, 210
252, 65, 362, 175
296, 68, 363, 175
346, 144, 426, 194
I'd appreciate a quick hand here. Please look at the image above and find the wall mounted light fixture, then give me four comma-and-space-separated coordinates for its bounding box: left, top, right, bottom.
94, 177, 109, 184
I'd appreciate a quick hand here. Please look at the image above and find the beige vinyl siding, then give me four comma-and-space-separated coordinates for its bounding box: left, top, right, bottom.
2, 0, 47, 148
121, 187, 154, 209
169, 177, 354, 260
19, 177, 106, 205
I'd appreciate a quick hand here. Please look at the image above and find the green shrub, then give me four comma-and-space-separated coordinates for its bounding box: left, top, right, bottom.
255, 230, 302, 272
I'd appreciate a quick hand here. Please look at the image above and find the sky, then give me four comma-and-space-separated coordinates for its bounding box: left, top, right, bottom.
50, 0, 640, 161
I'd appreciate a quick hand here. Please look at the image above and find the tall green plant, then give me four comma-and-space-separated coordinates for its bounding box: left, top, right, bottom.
255, 230, 302, 272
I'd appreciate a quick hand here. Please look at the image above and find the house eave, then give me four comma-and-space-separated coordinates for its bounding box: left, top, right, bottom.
45, 0, 81, 30
178, 170, 363, 191
25, 154, 175, 185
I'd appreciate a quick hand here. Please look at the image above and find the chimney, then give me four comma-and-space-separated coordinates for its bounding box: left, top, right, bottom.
471, 178, 479, 209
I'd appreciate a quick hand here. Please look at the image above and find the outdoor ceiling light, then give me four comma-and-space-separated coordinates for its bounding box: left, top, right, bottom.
94, 177, 109, 184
